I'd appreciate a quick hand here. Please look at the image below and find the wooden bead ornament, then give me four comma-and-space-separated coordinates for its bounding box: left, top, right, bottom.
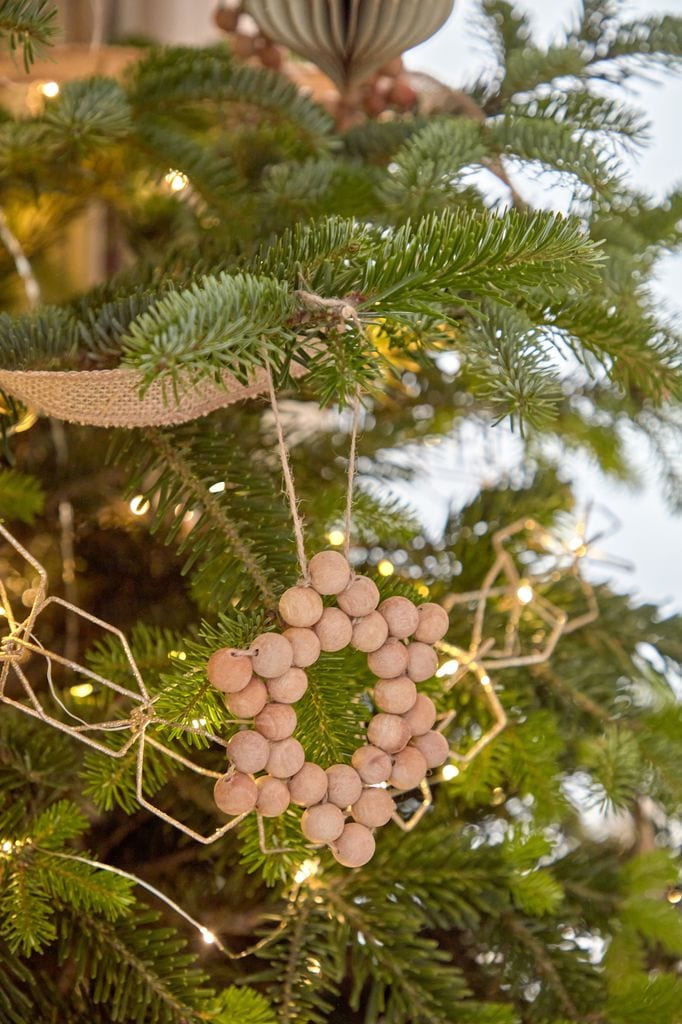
314, 606, 353, 652
406, 642, 439, 683
351, 610, 389, 653
337, 575, 380, 617
251, 633, 294, 678
367, 713, 411, 754
367, 638, 408, 679
267, 666, 308, 703
254, 702, 297, 741
308, 550, 351, 595
278, 585, 323, 627
402, 694, 437, 736
266, 736, 305, 778
351, 786, 395, 827
283, 627, 320, 668
225, 676, 268, 718
207, 647, 252, 693
331, 822, 376, 868
289, 762, 328, 806
410, 730, 450, 769
227, 730, 270, 774
374, 676, 417, 714
389, 746, 428, 790
378, 596, 419, 639
414, 602, 449, 644
214, 772, 258, 815
256, 775, 291, 817
326, 764, 363, 808
352, 744, 393, 784
301, 802, 345, 843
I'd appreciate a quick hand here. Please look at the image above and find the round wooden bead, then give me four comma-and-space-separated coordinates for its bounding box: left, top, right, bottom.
255, 702, 297, 741
308, 550, 351, 595
214, 772, 257, 815
267, 667, 308, 704
351, 787, 394, 827
331, 823, 376, 867
406, 642, 439, 683
411, 730, 450, 769
266, 737, 305, 778
352, 744, 393, 784
414, 602, 449, 644
207, 647, 252, 693
374, 676, 417, 714
367, 713, 411, 754
378, 596, 419, 639
283, 627, 321, 668
351, 611, 389, 653
225, 676, 268, 718
402, 694, 437, 736
389, 746, 428, 790
367, 638, 408, 679
278, 586, 323, 628
337, 575, 380, 617
227, 730, 270, 774
326, 764, 363, 808
251, 633, 294, 678
288, 762, 328, 806
256, 775, 291, 817
314, 607, 353, 652
301, 802, 345, 843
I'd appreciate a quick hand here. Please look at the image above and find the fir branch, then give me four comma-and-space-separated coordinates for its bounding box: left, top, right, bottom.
0, 0, 57, 72
0, 468, 44, 522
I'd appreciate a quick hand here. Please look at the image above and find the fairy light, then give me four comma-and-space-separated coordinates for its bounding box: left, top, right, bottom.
40, 81, 60, 98
208, 481, 226, 494
326, 529, 345, 547
480, 674, 491, 688
667, 888, 682, 905
129, 495, 150, 516
416, 584, 430, 597
442, 764, 459, 781
164, 169, 189, 192
69, 682, 94, 698
191, 717, 207, 730
294, 857, 320, 885
200, 926, 217, 944
377, 559, 394, 577
436, 658, 459, 677
516, 582, 534, 605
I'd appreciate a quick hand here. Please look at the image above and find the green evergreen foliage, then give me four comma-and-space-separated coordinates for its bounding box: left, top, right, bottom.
0, 1, 682, 1022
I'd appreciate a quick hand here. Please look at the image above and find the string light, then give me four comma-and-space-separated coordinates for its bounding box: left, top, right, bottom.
326, 529, 345, 547
294, 858, 320, 884
208, 481, 226, 494
436, 658, 459, 677
200, 926, 217, 944
129, 495, 150, 516
667, 888, 682, 905
516, 582, 534, 605
164, 169, 189, 192
69, 682, 94, 698
377, 559, 394, 577
442, 764, 459, 781
40, 81, 60, 98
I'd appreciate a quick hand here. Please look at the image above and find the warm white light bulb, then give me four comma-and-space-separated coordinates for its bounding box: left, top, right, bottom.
200, 927, 216, 944
442, 764, 459, 781
40, 81, 60, 98
208, 481, 226, 494
164, 169, 188, 192
129, 495, 150, 516
69, 682, 94, 699
294, 858, 320, 884
516, 582, 534, 605
436, 658, 459, 678
327, 529, 345, 547
377, 559, 394, 577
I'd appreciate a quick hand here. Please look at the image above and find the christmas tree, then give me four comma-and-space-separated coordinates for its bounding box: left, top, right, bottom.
1, 1, 682, 1021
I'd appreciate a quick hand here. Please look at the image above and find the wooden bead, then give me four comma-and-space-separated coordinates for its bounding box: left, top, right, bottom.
288, 762, 328, 806
207, 647, 252, 693
402, 694, 437, 736
331, 823, 376, 867
227, 730, 270, 773
225, 676, 268, 718
406, 642, 439, 683
326, 764, 363, 808
374, 676, 417, 714
251, 633, 293, 678
314, 607, 353, 652
214, 772, 257, 815
411, 730, 450, 769
351, 744, 393, 784
351, 611, 389, 653
308, 550, 351, 595
389, 746, 428, 790
367, 713, 411, 754
266, 737, 305, 778
351, 786, 395, 827
283, 627, 321, 668
367, 638, 408, 678
337, 575, 380, 617
378, 596, 419, 639
301, 802, 345, 843
267, 667, 308, 704
256, 775, 291, 817
414, 603, 449, 644
255, 703, 297, 741
278, 586, 323, 628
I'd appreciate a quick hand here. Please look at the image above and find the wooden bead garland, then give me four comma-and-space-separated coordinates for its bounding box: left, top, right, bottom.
206, 549, 450, 866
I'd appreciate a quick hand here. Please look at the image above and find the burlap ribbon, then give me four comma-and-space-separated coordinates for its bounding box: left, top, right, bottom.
0, 364, 308, 428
